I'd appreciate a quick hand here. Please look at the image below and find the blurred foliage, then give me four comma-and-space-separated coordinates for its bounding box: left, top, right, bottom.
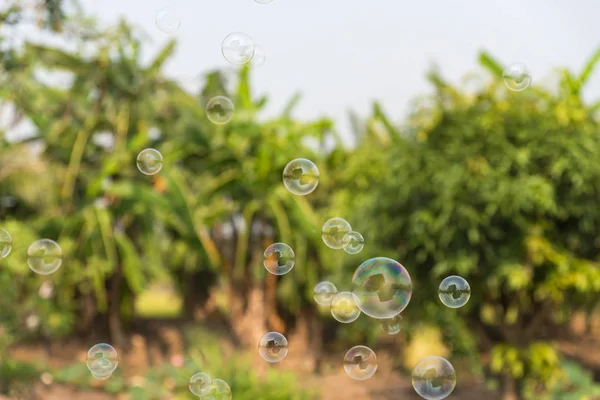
1, 2, 600, 400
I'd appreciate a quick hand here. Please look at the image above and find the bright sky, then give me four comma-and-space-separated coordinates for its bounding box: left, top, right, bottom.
49, 0, 600, 136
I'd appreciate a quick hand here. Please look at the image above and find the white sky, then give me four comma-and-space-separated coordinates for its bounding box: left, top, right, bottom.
27, 0, 600, 138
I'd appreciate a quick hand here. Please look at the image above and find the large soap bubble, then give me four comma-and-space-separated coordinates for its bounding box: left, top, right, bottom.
412, 356, 456, 400
352, 257, 412, 319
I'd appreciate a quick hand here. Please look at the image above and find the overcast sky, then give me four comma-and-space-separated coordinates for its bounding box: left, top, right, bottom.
63, 0, 600, 136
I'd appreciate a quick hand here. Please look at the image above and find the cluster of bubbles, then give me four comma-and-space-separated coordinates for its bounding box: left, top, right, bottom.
0, 230, 63, 275
322, 218, 364, 254
86, 343, 119, 380
189, 372, 232, 399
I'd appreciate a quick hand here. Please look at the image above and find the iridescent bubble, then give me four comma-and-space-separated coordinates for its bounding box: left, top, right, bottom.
502, 63, 532, 92
27, 239, 62, 275
0, 228, 12, 258
86, 343, 119, 380
313, 281, 338, 306
438, 275, 471, 309
221, 32, 255, 65
381, 313, 402, 335
136, 148, 163, 175
258, 332, 288, 363
251, 44, 267, 68
202, 378, 232, 400
342, 231, 364, 254
155, 7, 181, 34
321, 218, 352, 249
412, 356, 456, 400
189, 372, 212, 396
206, 96, 234, 125
263, 243, 295, 275
352, 257, 412, 319
343, 345, 377, 380
330, 291, 361, 323
282, 158, 319, 195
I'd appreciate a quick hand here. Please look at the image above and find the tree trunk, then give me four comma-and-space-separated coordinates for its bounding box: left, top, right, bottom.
229, 281, 268, 347
108, 265, 125, 348
500, 374, 518, 400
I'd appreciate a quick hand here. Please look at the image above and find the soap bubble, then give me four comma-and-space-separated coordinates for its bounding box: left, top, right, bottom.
282, 158, 319, 195
0, 228, 12, 258
342, 231, 364, 254
321, 218, 352, 249
352, 257, 412, 319
258, 332, 288, 363
412, 356, 456, 400
136, 148, 163, 175
203, 378, 232, 400
313, 281, 338, 306
189, 372, 212, 396
438, 275, 471, 308
255, 0, 274, 3
343, 345, 377, 380
155, 7, 181, 33
330, 291, 361, 323
206, 96, 234, 125
27, 239, 62, 275
502, 63, 532, 91
381, 313, 402, 335
221, 32, 255, 65
86, 343, 119, 380
263, 243, 295, 275
251, 44, 267, 68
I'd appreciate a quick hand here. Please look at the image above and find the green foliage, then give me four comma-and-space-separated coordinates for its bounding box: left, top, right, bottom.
550, 361, 600, 400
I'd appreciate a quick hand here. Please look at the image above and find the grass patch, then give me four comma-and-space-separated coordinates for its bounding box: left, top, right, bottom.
134, 285, 183, 318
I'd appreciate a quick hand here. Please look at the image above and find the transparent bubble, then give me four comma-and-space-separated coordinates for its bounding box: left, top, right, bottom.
201, 378, 232, 400
330, 291, 361, 323
221, 32, 255, 65
502, 63, 532, 92
313, 281, 338, 306
321, 218, 352, 249
255, 0, 275, 3
438, 275, 471, 309
412, 356, 456, 400
136, 148, 163, 175
258, 332, 288, 363
251, 44, 267, 68
342, 231, 364, 254
155, 7, 181, 34
263, 243, 295, 275
352, 257, 412, 319
86, 343, 119, 380
27, 239, 62, 275
343, 345, 377, 380
381, 313, 402, 335
189, 372, 212, 396
282, 158, 319, 195
205, 96, 234, 125
0, 228, 12, 259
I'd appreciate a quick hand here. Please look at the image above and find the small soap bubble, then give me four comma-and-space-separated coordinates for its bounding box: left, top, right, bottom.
27, 239, 62, 275
313, 281, 338, 306
282, 158, 319, 195
86, 343, 119, 380
502, 63, 532, 91
255, 0, 275, 3
155, 7, 181, 34
321, 218, 352, 249
222, 32, 255, 65
344, 345, 377, 380
330, 291, 361, 323
251, 44, 267, 68
258, 332, 288, 363
189, 372, 212, 396
381, 313, 402, 335
438, 275, 471, 308
412, 356, 456, 400
352, 257, 412, 319
0, 228, 12, 258
203, 378, 232, 400
263, 243, 295, 275
137, 148, 163, 175
342, 231, 364, 254
206, 96, 234, 125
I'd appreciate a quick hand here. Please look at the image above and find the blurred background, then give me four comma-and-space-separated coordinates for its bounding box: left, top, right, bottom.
1, 0, 600, 399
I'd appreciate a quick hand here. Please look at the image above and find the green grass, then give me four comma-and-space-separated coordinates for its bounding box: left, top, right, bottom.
134, 285, 183, 318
